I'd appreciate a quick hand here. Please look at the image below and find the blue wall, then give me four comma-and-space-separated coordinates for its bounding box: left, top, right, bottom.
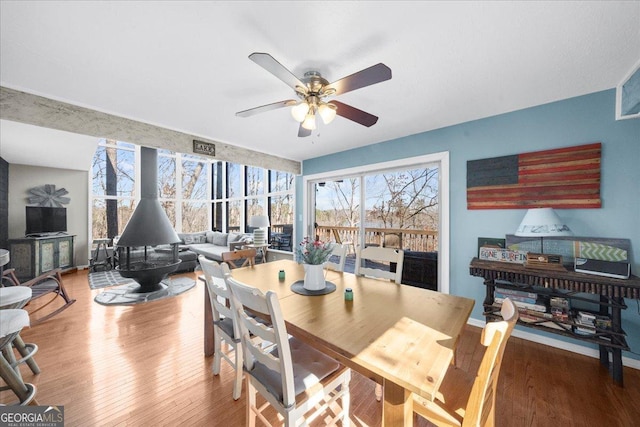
300, 89, 640, 361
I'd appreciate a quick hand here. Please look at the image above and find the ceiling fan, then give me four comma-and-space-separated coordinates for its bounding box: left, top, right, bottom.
236, 53, 392, 137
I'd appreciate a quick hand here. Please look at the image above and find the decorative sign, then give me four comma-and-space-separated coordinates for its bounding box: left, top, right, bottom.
466, 142, 601, 209
28, 184, 70, 207
192, 140, 216, 156
479, 246, 528, 264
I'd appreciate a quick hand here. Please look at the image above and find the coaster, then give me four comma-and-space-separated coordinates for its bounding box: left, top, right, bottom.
291, 280, 336, 296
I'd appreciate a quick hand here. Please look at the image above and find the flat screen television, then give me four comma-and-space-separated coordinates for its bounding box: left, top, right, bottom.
25, 206, 67, 236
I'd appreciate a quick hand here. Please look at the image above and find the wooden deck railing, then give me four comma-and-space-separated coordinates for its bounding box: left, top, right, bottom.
315, 225, 438, 252
234, 224, 438, 253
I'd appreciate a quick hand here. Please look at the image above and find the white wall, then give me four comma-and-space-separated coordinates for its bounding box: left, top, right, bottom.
8, 164, 89, 268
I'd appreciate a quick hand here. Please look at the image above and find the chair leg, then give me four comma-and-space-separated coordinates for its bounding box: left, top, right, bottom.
212, 333, 222, 376
232, 344, 243, 401
342, 374, 351, 427
0, 351, 38, 405
247, 378, 257, 427
12, 335, 40, 375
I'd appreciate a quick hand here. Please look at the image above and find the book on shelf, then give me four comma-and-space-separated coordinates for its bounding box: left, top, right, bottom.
494, 291, 537, 304
495, 296, 547, 312
495, 287, 537, 299
574, 326, 596, 335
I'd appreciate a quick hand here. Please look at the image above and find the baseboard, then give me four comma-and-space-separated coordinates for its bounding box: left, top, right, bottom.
467, 317, 640, 370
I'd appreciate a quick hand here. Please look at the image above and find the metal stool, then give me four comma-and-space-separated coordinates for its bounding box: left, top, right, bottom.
0, 286, 40, 375
0, 309, 38, 405
90, 238, 113, 272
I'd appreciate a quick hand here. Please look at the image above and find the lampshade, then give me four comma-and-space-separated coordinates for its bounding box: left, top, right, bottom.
249, 215, 270, 228
0, 249, 9, 267
514, 208, 572, 237
301, 112, 317, 130
318, 103, 337, 124
291, 101, 309, 122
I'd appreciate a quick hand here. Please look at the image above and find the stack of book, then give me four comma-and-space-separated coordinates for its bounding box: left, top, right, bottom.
574, 311, 596, 335
494, 287, 546, 312
550, 297, 570, 321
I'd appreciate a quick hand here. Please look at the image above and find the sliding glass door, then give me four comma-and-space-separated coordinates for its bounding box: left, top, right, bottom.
304, 152, 449, 292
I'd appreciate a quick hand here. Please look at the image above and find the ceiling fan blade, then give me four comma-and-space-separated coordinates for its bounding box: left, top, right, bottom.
236, 100, 296, 118
326, 63, 392, 96
249, 52, 306, 91
332, 100, 379, 127
298, 124, 312, 138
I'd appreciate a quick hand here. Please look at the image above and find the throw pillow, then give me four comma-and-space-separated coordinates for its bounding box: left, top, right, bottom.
228, 232, 241, 243
197, 235, 207, 244
205, 231, 215, 244
212, 232, 228, 246
183, 235, 195, 244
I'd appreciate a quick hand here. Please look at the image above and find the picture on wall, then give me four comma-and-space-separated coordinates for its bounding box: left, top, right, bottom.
466, 142, 602, 210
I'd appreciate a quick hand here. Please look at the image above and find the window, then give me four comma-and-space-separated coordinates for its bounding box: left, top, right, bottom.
91, 140, 136, 239
91, 142, 295, 250
304, 152, 449, 292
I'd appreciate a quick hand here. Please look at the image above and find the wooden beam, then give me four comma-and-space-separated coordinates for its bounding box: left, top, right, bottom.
0, 86, 301, 174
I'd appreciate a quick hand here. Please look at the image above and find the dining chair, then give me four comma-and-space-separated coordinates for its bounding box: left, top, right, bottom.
226, 276, 351, 427
2, 267, 76, 324
354, 245, 404, 401
199, 256, 243, 400
412, 298, 519, 426
354, 245, 404, 283
222, 248, 257, 269
0, 309, 39, 405
325, 243, 348, 272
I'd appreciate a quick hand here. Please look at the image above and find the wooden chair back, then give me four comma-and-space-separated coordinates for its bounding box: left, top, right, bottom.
325, 243, 347, 272
464, 298, 518, 426
199, 256, 234, 331
226, 276, 296, 406
413, 298, 518, 427
355, 245, 404, 283
221, 248, 257, 269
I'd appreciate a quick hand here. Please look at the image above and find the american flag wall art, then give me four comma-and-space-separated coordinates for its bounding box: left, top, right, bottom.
466, 142, 602, 210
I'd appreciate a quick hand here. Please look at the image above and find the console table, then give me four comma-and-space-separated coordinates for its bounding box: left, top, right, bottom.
8, 234, 75, 281
469, 257, 640, 386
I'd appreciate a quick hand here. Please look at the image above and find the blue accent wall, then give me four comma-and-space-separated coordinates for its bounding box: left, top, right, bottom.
300, 89, 640, 361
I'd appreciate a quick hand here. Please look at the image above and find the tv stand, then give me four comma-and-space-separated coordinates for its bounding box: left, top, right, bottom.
8, 234, 75, 281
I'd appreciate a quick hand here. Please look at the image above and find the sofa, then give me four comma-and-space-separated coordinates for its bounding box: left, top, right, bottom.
178, 231, 253, 262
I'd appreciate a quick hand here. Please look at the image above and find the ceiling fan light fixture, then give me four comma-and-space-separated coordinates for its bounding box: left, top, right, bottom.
301, 112, 317, 130
291, 101, 309, 122
318, 102, 337, 124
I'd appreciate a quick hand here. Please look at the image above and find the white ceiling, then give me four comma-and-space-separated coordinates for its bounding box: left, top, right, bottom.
0, 119, 98, 171
1, 1, 639, 167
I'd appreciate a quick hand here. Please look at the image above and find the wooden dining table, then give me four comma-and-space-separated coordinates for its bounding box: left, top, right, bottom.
203, 259, 475, 426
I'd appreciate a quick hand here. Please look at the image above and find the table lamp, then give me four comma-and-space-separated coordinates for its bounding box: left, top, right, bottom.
249, 215, 270, 245
515, 207, 572, 253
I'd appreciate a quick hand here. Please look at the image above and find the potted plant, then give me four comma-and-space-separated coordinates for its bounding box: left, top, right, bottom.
296, 237, 334, 290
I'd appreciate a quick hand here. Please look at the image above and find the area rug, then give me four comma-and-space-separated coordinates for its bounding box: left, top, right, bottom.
93, 277, 196, 306
88, 270, 135, 290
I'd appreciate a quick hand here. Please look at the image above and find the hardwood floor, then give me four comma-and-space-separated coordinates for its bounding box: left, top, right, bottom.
2, 269, 639, 426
